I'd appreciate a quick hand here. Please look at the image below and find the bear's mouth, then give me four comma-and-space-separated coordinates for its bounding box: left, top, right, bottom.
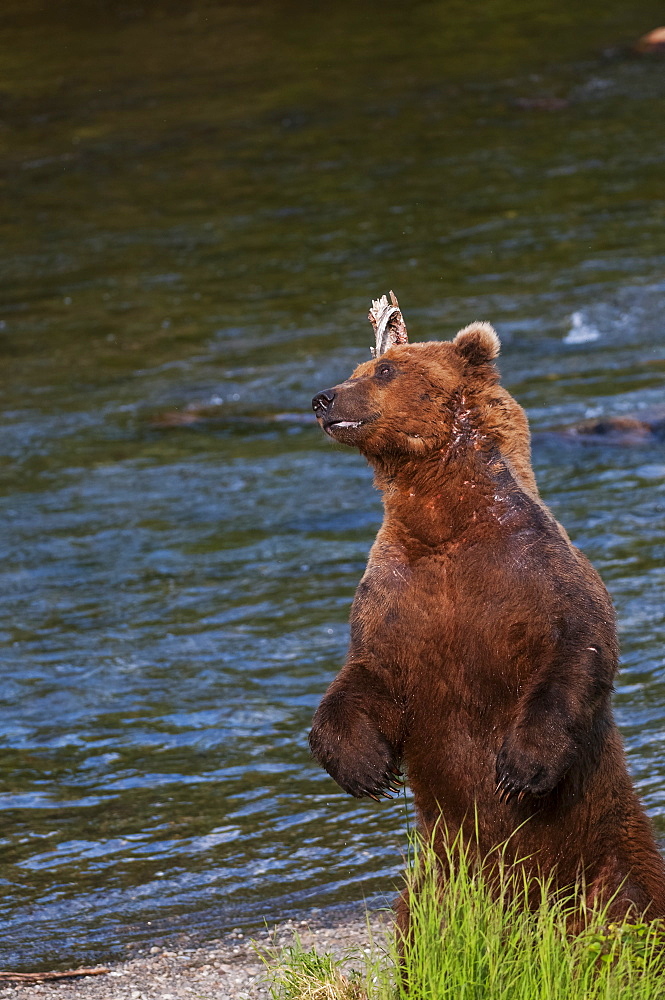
323, 419, 364, 439
322, 416, 376, 440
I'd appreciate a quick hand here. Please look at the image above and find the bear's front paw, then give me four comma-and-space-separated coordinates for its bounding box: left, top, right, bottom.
309, 724, 403, 800
495, 737, 567, 804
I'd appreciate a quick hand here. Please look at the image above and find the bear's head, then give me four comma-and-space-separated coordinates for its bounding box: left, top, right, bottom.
312, 316, 537, 495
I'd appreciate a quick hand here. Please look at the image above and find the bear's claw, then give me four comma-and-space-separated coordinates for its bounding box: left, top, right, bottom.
494, 776, 519, 804
309, 718, 404, 801
331, 762, 404, 801
495, 738, 564, 802
354, 768, 404, 801
495, 769, 537, 804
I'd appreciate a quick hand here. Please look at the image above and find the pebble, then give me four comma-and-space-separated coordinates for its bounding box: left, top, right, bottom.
0, 907, 388, 1000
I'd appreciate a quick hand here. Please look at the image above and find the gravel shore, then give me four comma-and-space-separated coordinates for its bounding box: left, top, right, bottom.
1, 907, 390, 1000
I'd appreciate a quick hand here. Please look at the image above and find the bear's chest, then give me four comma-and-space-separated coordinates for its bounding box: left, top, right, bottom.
350, 538, 544, 702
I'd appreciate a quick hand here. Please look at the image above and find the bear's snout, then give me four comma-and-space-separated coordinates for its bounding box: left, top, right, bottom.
312, 388, 336, 416
312, 382, 375, 443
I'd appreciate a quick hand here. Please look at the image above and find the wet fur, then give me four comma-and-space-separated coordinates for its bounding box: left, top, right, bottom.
309, 324, 665, 927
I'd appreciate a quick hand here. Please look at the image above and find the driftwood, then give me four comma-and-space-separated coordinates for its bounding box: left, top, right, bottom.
368, 290, 409, 357
0, 966, 109, 983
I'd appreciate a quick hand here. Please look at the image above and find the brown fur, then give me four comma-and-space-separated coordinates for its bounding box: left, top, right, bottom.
309, 324, 665, 926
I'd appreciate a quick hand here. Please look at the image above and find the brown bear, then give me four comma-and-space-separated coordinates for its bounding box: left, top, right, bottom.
308, 294, 665, 925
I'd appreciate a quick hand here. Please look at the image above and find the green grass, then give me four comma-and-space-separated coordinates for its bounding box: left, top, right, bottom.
262, 834, 665, 1000
262, 939, 366, 1000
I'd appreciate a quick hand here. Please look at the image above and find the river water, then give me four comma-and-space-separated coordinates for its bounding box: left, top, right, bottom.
1, 0, 664, 970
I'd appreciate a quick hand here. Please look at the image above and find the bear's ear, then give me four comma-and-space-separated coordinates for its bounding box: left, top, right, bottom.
453, 322, 500, 366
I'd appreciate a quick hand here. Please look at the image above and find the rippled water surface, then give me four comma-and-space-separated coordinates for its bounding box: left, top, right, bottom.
1, 0, 665, 969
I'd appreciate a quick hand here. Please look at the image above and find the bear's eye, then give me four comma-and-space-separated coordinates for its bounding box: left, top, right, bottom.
375, 363, 397, 380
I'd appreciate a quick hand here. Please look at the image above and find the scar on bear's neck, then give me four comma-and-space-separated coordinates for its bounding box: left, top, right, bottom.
377, 446, 526, 548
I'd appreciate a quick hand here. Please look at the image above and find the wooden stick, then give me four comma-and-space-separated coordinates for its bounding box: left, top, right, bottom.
0, 966, 109, 983
368, 290, 409, 357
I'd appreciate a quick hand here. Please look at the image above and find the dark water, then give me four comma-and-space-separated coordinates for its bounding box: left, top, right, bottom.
1, 0, 665, 970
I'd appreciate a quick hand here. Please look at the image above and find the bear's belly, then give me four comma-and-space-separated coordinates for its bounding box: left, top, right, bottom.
362, 583, 529, 721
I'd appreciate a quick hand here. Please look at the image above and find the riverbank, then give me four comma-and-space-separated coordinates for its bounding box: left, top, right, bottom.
0, 906, 388, 1000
